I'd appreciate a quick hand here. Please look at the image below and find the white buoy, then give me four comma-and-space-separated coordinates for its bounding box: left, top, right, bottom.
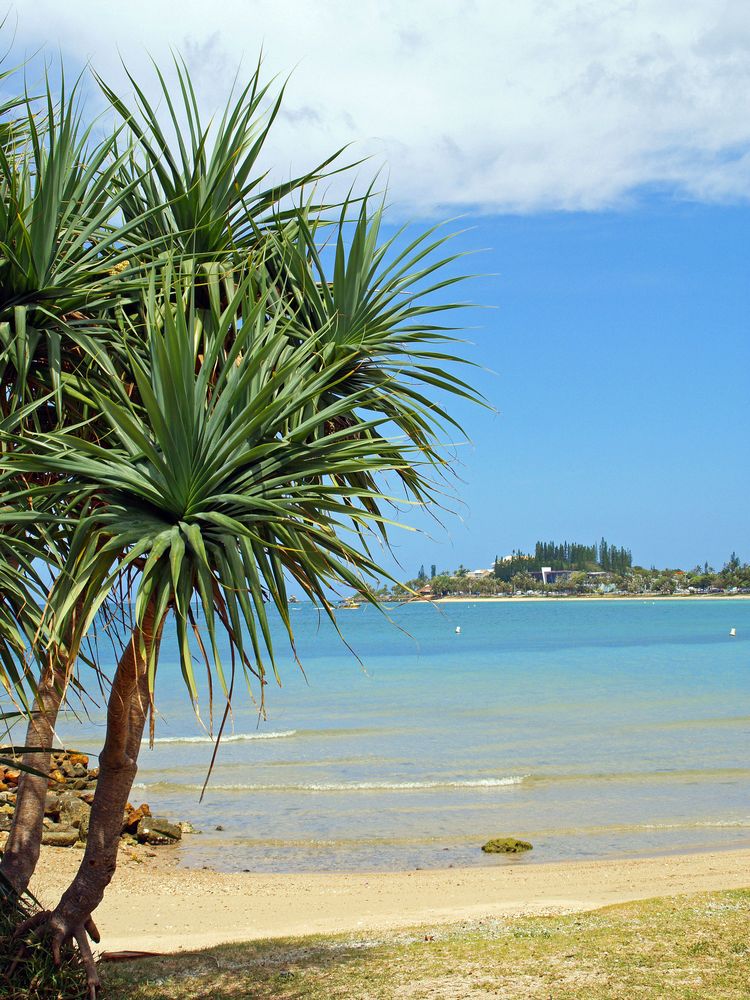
455, 626, 461, 634
730, 627, 736, 637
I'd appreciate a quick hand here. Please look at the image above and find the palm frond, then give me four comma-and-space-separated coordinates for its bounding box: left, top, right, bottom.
4, 265, 431, 717
98, 56, 345, 261
0, 51, 480, 755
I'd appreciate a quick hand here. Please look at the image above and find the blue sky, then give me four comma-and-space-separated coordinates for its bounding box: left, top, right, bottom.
9, 1, 750, 578
386, 201, 750, 577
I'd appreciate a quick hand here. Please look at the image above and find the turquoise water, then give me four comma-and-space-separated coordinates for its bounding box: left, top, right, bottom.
59, 599, 750, 872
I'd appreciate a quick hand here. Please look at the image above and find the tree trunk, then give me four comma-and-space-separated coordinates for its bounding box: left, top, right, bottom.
0, 655, 67, 895
49, 604, 162, 937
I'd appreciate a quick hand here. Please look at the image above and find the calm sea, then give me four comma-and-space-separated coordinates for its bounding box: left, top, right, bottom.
57, 599, 750, 872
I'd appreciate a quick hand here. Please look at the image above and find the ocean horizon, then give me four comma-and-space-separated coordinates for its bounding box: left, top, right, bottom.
56, 598, 750, 873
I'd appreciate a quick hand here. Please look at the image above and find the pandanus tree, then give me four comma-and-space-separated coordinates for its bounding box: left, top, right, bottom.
0, 49, 480, 998
0, 57, 338, 901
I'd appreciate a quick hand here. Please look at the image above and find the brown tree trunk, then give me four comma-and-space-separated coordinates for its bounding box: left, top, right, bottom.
46, 603, 162, 971
0, 655, 68, 895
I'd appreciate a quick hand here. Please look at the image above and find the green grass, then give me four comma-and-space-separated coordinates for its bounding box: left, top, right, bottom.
103, 888, 750, 999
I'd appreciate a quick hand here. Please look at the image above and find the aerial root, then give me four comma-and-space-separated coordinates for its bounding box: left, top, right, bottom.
51, 913, 101, 999
9, 908, 101, 999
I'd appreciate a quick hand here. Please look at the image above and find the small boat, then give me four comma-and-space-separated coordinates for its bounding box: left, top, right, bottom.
730, 627, 737, 637
338, 600, 361, 610
455, 626, 461, 634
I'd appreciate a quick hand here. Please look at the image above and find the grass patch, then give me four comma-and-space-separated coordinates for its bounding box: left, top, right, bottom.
103, 887, 750, 999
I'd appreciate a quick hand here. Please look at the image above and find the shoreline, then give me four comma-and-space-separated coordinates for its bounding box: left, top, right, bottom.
430, 593, 750, 603
30, 845, 750, 954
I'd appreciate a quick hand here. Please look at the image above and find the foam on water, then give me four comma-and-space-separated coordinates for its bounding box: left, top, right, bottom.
133, 775, 527, 793
145, 730, 297, 744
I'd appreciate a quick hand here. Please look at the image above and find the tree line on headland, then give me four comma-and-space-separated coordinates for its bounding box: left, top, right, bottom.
374, 542, 750, 599
494, 537, 632, 580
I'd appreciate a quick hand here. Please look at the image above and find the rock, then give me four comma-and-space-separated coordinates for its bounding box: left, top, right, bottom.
66, 778, 89, 791
44, 792, 62, 816
481, 837, 533, 854
42, 828, 79, 847
136, 816, 182, 845
0, 752, 185, 849
123, 803, 151, 833
59, 793, 90, 830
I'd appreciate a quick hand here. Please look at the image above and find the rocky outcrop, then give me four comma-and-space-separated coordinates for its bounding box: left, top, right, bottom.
0, 751, 192, 849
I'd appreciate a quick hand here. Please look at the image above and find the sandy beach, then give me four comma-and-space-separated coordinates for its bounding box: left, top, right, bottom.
29, 846, 750, 955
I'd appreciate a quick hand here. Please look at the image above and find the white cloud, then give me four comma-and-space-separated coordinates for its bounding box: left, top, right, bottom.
9, 0, 750, 215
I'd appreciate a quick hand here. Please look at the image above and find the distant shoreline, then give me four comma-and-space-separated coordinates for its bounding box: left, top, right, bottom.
428, 593, 750, 604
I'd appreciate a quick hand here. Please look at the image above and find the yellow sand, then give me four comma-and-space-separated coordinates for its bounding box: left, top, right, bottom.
29, 846, 750, 954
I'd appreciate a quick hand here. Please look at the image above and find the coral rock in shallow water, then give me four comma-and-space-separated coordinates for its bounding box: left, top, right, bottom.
481, 837, 533, 854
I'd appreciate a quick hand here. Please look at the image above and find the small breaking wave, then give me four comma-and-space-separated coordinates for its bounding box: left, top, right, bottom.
144, 730, 297, 745
134, 775, 527, 793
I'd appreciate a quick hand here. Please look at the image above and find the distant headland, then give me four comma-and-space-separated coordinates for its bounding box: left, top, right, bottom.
371, 539, 750, 601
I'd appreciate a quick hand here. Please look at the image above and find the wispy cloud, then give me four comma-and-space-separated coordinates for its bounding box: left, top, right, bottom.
12, 0, 750, 216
